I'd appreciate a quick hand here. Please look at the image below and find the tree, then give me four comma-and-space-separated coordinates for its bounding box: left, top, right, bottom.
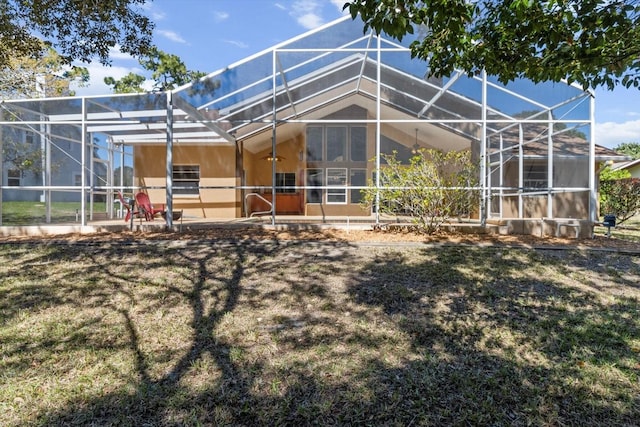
0, 0, 153, 69
613, 142, 640, 159
361, 149, 479, 234
344, 0, 640, 90
103, 73, 147, 94
0, 44, 89, 99
105, 47, 207, 93
1, 45, 89, 179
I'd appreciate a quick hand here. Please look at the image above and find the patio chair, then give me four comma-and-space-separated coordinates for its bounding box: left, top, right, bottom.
117, 191, 139, 222
135, 192, 165, 221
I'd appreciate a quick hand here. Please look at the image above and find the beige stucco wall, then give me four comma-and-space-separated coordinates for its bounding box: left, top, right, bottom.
498, 157, 592, 219
134, 144, 239, 218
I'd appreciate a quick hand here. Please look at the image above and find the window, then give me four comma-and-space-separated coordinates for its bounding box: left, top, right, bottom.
326, 168, 347, 204
25, 131, 35, 145
7, 169, 21, 187
350, 169, 367, 204
305, 125, 368, 205
306, 126, 323, 161
173, 165, 200, 196
326, 127, 347, 161
524, 163, 547, 189
306, 125, 367, 162
306, 169, 323, 203
73, 173, 83, 187
350, 127, 367, 161
275, 172, 296, 193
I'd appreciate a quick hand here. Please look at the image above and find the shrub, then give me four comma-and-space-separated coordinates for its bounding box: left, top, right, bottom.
599, 178, 640, 224
362, 149, 479, 234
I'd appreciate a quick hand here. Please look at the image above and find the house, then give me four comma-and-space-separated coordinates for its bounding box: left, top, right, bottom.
1, 125, 88, 203
611, 158, 640, 178
0, 16, 628, 233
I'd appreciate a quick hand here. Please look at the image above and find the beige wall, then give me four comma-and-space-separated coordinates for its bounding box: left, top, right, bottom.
134, 144, 239, 218
498, 158, 592, 219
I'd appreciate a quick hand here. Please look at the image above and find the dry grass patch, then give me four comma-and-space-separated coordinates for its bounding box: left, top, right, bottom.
1, 237, 639, 426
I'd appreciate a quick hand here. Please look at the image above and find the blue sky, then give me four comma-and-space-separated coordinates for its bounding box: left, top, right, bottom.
76, 0, 640, 149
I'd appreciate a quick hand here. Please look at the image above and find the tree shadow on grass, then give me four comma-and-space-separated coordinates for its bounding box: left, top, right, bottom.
0, 236, 359, 426
1, 241, 639, 426
345, 246, 640, 426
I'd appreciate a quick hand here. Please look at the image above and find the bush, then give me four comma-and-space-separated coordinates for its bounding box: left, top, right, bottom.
362, 149, 479, 234
599, 178, 640, 224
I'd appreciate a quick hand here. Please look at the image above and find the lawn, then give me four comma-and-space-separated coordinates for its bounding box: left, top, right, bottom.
595, 215, 640, 244
0, 201, 109, 225
1, 232, 639, 426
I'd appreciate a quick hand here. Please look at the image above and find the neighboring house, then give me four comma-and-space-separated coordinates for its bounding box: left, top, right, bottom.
1, 125, 91, 202
611, 158, 640, 178
0, 16, 628, 231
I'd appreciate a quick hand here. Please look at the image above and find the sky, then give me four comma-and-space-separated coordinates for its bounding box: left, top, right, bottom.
75, 0, 640, 149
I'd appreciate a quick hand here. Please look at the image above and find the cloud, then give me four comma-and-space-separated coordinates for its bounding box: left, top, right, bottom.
157, 29, 187, 44
291, 0, 323, 29
224, 40, 249, 49
596, 119, 640, 148
107, 45, 137, 61
214, 11, 230, 22
73, 64, 149, 96
274, 3, 287, 11
139, 2, 165, 21
329, 0, 349, 13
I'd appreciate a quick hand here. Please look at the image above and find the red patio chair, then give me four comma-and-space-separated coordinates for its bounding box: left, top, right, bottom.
117, 191, 139, 222
135, 192, 165, 221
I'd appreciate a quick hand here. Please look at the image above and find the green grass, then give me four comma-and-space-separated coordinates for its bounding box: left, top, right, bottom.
1, 237, 639, 426
594, 215, 640, 243
0, 201, 108, 225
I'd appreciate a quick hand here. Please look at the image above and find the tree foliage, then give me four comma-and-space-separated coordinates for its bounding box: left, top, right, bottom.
105, 47, 207, 93
599, 165, 631, 182
1, 44, 87, 180
362, 149, 479, 234
0, 0, 153, 69
1, 138, 42, 176
344, 0, 640, 90
599, 178, 640, 223
613, 142, 640, 159
0, 43, 89, 99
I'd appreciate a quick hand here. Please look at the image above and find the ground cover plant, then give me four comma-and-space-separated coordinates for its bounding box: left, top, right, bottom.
1, 233, 639, 426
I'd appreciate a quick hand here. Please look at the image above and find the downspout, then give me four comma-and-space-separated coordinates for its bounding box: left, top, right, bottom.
166, 91, 174, 228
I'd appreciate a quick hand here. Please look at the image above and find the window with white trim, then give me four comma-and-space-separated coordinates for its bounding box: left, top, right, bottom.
173, 165, 200, 196
326, 168, 347, 204
7, 169, 21, 187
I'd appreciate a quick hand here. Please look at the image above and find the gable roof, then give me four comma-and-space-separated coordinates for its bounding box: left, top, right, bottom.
612, 158, 640, 171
